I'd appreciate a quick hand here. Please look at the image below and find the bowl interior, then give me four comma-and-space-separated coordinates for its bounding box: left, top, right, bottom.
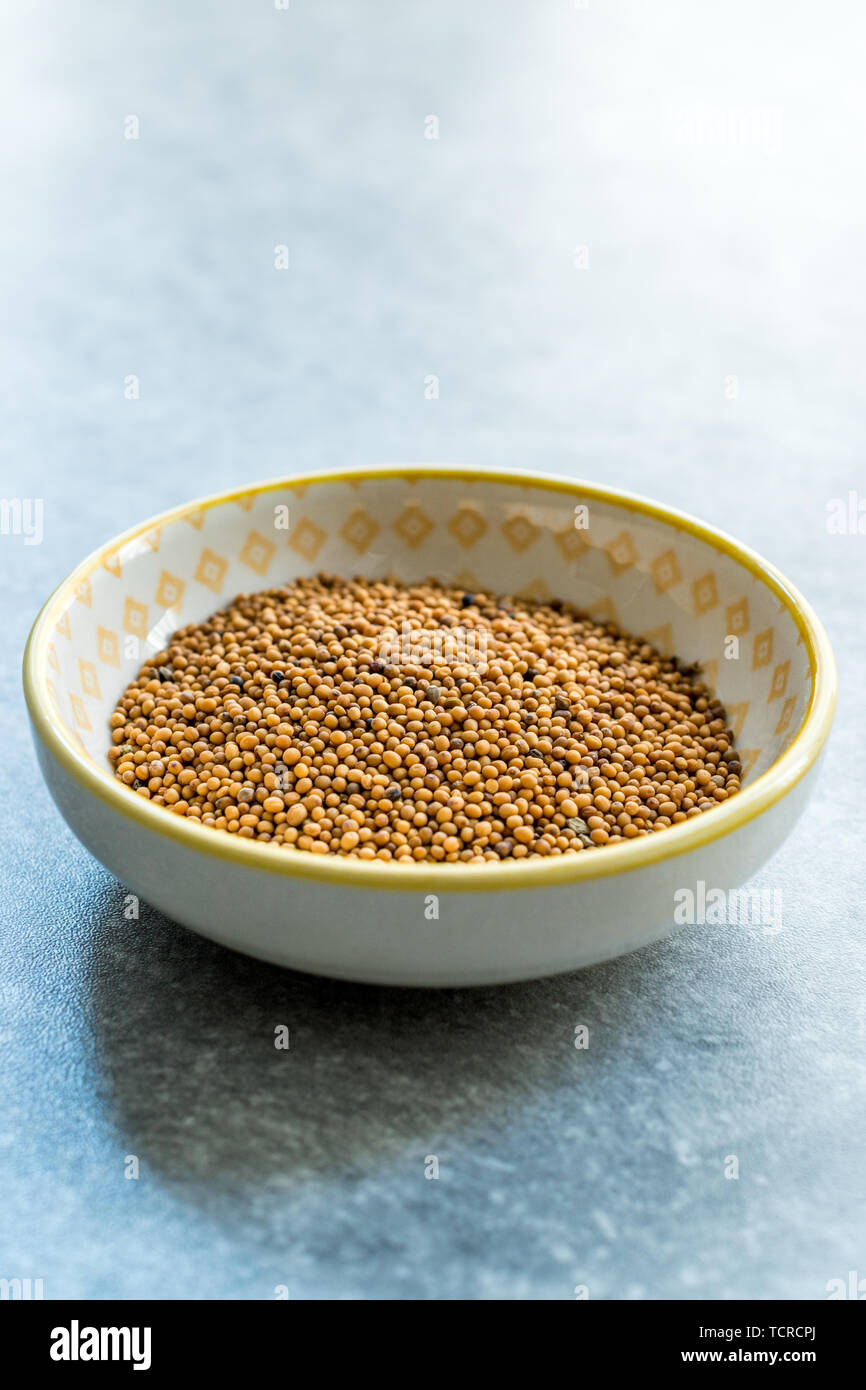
37, 471, 811, 787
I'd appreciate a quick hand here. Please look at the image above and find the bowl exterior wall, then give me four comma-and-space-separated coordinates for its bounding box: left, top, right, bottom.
32, 723, 818, 987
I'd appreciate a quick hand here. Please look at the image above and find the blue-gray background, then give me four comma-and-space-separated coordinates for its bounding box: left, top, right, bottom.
2, 0, 864, 1300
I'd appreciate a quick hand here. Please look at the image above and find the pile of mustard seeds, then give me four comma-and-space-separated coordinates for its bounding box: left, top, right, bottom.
108, 574, 741, 863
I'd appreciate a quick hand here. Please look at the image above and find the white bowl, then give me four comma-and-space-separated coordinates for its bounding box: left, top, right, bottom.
24, 467, 836, 985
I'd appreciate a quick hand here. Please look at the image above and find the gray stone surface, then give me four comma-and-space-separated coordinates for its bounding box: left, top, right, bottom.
1, 1, 864, 1299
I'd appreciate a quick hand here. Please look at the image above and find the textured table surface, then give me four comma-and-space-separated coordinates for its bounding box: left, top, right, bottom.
1, 1, 864, 1300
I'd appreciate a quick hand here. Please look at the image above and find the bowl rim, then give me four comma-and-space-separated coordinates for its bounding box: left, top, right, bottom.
23, 465, 837, 893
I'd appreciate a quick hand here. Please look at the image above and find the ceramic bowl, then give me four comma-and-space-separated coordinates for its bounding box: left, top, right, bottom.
23, 467, 836, 986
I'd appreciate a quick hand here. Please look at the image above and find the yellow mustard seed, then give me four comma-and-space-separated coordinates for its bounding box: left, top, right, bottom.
107, 573, 742, 863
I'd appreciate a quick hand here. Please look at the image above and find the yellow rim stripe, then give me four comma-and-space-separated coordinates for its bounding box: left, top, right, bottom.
23, 466, 837, 893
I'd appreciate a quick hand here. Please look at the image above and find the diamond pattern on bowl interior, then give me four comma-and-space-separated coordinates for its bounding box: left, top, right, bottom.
42, 475, 812, 784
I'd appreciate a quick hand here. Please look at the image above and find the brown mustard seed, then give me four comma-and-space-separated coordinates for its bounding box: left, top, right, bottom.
107, 574, 741, 864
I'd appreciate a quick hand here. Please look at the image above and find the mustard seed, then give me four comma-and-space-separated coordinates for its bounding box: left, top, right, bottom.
107, 573, 741, 863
